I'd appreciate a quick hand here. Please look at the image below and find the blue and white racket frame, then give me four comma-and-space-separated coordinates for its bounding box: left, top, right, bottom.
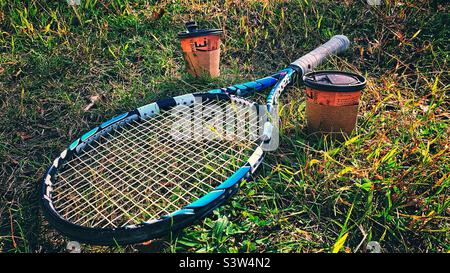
40, 35, 350, 245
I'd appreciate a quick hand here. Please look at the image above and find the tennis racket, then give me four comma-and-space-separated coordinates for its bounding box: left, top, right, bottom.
41, 35, 350, 245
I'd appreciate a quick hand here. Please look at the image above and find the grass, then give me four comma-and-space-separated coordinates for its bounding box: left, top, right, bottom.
0, 0, 449, 253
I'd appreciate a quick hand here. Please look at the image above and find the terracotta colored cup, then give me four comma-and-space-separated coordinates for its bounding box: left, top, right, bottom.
303, 71, 366, 139
178, 22, 223, 77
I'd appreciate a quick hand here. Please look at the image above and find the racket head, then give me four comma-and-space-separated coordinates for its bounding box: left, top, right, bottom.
40, 92, 267, 245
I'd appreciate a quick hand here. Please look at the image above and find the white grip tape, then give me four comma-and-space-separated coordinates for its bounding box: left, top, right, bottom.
291, 35, 350, 75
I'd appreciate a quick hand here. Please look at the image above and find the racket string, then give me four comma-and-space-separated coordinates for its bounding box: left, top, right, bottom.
58, 175, 117, 228
60, 99, 256, 169
55, 102, 256, 205
63, 165, 153, 227
58, 132, 227, 226
55, 134, 234, 223
62, 147, 181, 227
52, 100, 261, 228
57, 99, 216, 170
54, 100, 223, 199
54, 106, 255, 225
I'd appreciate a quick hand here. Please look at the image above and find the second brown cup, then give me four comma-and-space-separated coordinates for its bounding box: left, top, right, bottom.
303, 70, 366, 139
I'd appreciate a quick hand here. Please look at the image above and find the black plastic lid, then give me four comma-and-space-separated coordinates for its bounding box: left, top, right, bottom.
303, 70, 366, 92
177, 21, 223, 38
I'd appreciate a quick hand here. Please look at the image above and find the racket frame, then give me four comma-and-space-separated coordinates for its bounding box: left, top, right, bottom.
41, 71, 291, 245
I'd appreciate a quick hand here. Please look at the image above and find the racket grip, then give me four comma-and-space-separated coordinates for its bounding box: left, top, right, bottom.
290, 35, 350, 76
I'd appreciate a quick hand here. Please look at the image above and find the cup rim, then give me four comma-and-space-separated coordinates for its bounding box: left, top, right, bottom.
303, 70, 366, 92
